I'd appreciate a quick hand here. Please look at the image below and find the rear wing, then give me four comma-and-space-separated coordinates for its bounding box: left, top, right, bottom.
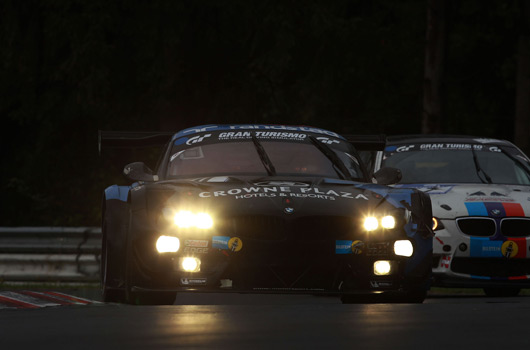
341, 134, 386, 151
98, 131, 175, 155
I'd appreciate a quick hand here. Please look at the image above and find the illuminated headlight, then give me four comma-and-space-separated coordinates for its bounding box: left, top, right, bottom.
381, 216, 396, 229
374, 260, 392, 275
173, 210, 214, 229
364, 217, 379, 231
394, 240, 414, 257
156, 235, 180, 253
195, 213, 214, 229
179, 257, 201, 272
363, 215, 396, 231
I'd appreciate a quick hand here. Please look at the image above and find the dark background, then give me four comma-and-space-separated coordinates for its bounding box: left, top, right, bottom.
0, 0, 524, 226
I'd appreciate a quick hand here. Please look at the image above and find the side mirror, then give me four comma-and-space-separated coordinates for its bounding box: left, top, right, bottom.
123, 162, 159, 182
374, 167, 402, 185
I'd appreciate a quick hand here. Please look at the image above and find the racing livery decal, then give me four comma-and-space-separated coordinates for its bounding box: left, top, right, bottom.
101, 125, 434, 305
378, 135, 530, 295
464, 202, 525, 217
198, 186, 370, 201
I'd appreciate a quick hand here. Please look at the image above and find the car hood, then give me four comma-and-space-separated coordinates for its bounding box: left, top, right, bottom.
395, 183, 530, 219
150, 176, 409, 219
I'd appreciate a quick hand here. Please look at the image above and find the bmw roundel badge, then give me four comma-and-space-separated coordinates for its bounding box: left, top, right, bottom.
284, 207, 294, 214
490, 209, 501, 216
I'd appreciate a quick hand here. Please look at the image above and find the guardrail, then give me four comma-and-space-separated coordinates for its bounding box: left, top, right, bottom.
0, 227, 101, 283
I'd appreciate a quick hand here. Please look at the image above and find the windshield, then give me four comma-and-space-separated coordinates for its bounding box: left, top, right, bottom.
383, 144, 530, 185
167, 139, 364, 180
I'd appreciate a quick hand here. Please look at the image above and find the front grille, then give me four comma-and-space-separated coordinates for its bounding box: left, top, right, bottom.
457, 218, 496, 236
292, 216, 357, 241
452, 257, 530, 277
223, 216, 287, 240
218, 215, 359, 241
501, 218, 530, 237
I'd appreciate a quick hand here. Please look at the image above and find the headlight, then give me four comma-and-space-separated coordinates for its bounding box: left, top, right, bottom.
363, 215, 396, 231
363, 217, 379, 231
195, 213, 214, 229
172, 210, 214, 229
381, 215, 396, 229
156, 235, 180, 253
394, 240, 413, 257
174, 211, 195, 228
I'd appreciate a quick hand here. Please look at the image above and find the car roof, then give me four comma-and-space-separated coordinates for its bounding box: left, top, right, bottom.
386, 134, 515, 147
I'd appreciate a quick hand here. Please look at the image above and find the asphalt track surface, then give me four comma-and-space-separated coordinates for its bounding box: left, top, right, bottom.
1, 291, 530, 349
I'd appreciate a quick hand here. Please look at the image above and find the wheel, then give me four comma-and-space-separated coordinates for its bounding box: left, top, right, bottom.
483, 288, 520, 297
101, 221, 126, 303
124, 238, 176, 305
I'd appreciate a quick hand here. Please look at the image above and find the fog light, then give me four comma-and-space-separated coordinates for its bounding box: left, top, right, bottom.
180, 257, 201, 272
374, 260, 392, 275
156, 235, 180, 253
394, 240, 413, 257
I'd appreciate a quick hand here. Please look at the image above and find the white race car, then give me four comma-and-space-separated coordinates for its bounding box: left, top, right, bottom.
373, 135, 530, 296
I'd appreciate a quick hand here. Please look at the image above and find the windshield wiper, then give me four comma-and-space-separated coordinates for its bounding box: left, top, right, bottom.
308, 136, 352, 180
470, 145, 492, 184
251, 135, 276, 176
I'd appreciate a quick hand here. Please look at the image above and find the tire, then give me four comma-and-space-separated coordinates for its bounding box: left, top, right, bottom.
124, 239, 176, 305
483, 288, 520, 297
101, 222, 126, 303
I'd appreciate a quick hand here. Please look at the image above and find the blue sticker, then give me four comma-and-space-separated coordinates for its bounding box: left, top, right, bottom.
174, 137, 188, 146
335, 240, 353, 254
470, 275, 491, 280
212, 236, 230, 250
470, 237, 502, 257
465, 202, 488, 216
104, 185, 129, 202
385, 145, 397, 152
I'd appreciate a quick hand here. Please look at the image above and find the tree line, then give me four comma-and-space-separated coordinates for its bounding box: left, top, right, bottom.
0, 0, 526, 225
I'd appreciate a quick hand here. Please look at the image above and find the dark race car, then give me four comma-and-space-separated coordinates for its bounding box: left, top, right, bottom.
375, 135, 530, 296
100, 125, 433, 304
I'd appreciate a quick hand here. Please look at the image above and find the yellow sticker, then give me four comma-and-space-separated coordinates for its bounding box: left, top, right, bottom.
351, 240, 364, 255
501, 240, 518, 258
228, 237, 243, 252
